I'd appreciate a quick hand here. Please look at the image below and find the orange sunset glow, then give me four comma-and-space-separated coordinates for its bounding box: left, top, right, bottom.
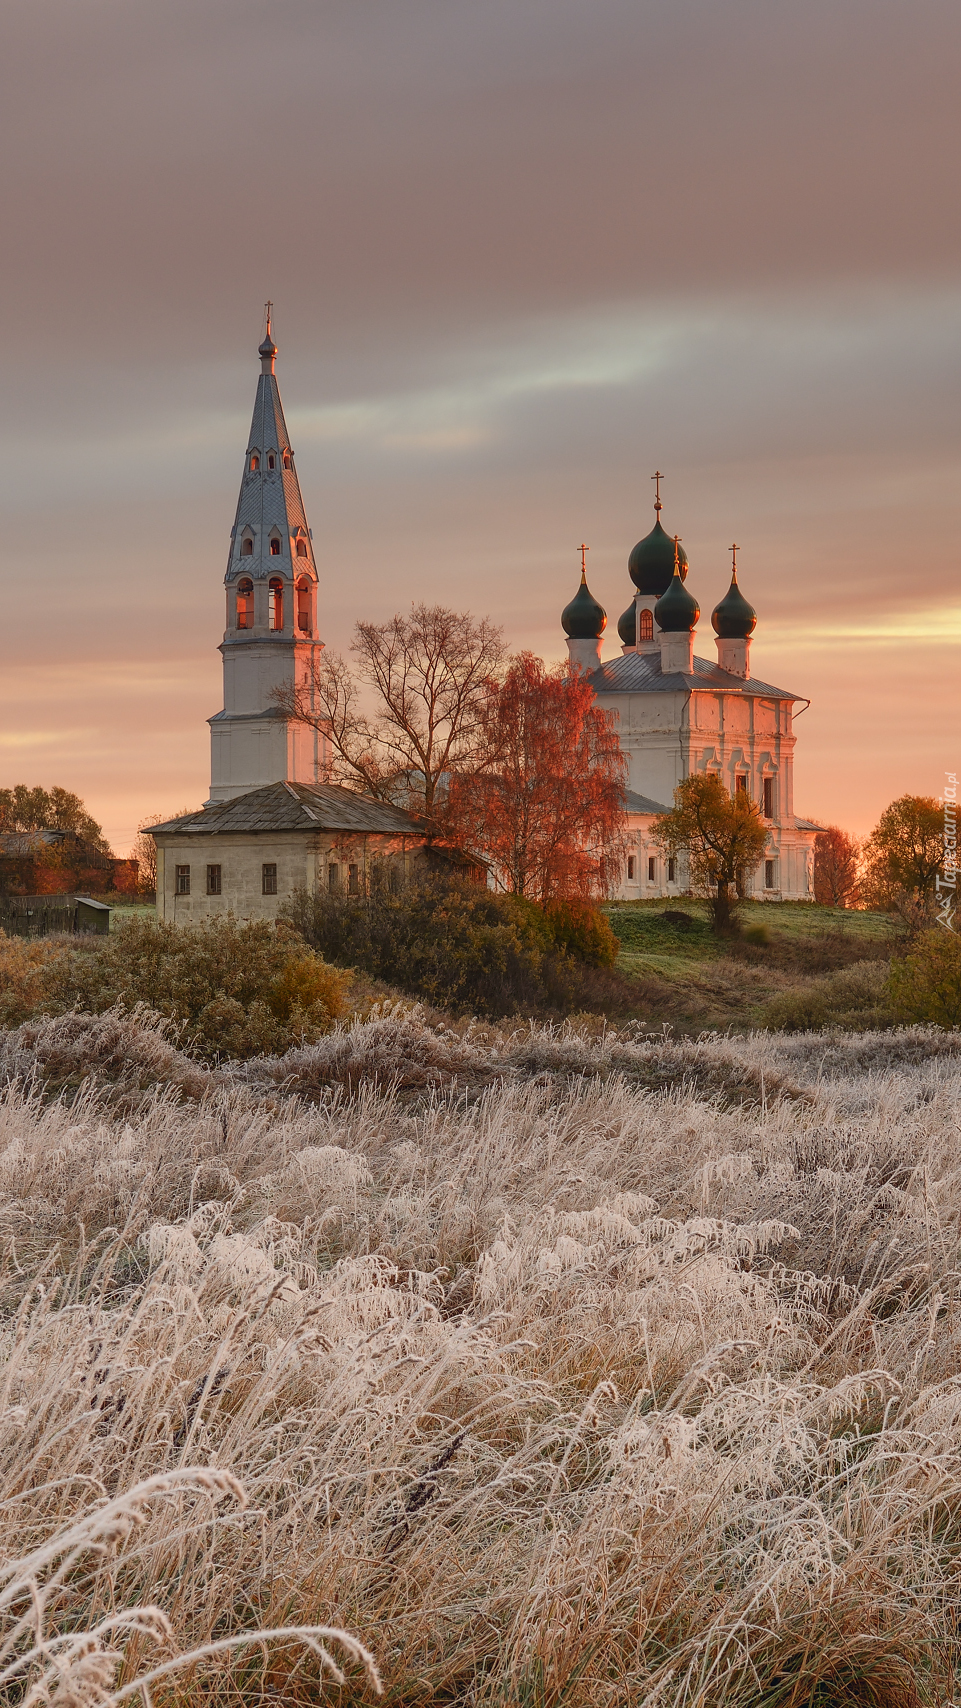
0, 1, 959, 852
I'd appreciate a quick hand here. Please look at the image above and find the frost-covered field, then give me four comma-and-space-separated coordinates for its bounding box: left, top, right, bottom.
1, 1008, 960, 1706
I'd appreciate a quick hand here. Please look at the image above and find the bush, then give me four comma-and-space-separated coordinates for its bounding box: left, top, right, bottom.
284, 878, 636, 1019
890, 928, 961, 1027
8, 915, 349, 1060
0, 933, 76, 1027
762, 960, 895, 1032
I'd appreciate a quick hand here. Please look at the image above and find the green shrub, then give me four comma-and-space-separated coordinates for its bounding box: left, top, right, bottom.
283, 879, 636, 1020
18, 915, 349, 1060
762, 960, 895, 1032
890, 928, 961, 1027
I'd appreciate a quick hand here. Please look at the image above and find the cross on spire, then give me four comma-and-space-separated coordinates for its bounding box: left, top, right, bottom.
652, 469, 663, 512
730, 542, 739, 578
578, 542, 589, 579
264, 300, 273, 337
673, 534, 682, 573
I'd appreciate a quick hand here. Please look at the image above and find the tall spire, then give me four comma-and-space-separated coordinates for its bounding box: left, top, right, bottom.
207, 314, 326, 803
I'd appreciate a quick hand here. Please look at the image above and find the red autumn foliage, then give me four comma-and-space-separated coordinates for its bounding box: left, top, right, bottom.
447, 653, 628, 901
813, 825, 861, 908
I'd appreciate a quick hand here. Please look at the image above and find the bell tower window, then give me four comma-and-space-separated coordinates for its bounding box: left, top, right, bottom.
249, 453, 259, 471
295, 539, 308, 557
269, 578, 284, 630
283, 450, 291, 469
240, 535, 253, 556
269, 537, 282, 556
639, 608, 654, 641
296, 578, 311, 633
267, 452, 276, 470
236, 578, 253, 629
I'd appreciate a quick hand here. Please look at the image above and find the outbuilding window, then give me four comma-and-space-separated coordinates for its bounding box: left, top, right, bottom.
206, 864, 221, 895
668, 858, 677, 883
648, 856, 655, 882
348, 864, 360, 895
262, 863, 278, 896
327, 863, 339, 893
176, 865, 190, 895
627, 855, 636, 881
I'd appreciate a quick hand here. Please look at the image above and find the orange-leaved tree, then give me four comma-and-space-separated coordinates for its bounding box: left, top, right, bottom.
813, 825, 861, 908
860, 794, 943, 922
447, 653, 628, 900
653, 773, 768, 933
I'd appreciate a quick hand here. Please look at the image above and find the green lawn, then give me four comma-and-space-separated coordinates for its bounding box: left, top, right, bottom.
603, 898, 903, 1031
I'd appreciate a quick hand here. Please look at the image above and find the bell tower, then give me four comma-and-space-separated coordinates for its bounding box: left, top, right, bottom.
207, 311, 328, 803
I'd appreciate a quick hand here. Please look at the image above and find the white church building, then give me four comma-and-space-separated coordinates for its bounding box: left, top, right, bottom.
561, 488, 819, 902
151, 323, 818, 915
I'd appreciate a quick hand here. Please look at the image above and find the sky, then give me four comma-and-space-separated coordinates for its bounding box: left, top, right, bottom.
0, 0, 959, 851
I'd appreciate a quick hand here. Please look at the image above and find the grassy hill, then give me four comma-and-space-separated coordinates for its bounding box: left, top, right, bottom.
605, 898, 904, 1032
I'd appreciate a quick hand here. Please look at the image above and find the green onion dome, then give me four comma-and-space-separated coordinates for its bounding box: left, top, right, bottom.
617, 601, 636, 646
711, 569, 756, 639
629, 517, 689, 594
561, 573, 607, 639
654, 564, 699, 633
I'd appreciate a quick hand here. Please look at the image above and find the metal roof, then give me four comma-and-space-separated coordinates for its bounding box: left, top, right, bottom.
585, 651, 805, 701
624, 789, 670, 815
146, 781, 426, 838
225, 337, 317, 588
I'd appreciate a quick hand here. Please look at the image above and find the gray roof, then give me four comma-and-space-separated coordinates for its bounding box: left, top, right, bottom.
794, 818, 825, 832
225, 348, 317, 588
624, 789, 670, 815
586, 651, 805, 701
147, 781, 426, 838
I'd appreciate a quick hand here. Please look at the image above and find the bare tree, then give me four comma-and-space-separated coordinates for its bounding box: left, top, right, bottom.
274, 604, 505, 820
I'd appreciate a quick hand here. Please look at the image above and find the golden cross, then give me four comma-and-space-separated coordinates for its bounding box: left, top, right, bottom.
652, 469, 664, 511
730, 542, 739, 576
265, 300, 273, 336
673, 533, 682, 572
578, 542, 589, 578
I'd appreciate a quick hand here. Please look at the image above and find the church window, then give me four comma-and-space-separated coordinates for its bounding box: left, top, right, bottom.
648, 856, 655, 882
176, 865, 190, 895
639, 608, 654, 642
206, 864, 221, 895
668, 857, 677, 883
236, 578, 253, 629
269, 537, 282, 555
627, 855, 636, 881
296, 578, 311, 632
763, 776, 775, 818
327, 863, 339, 892
262, 863, 278, 895
765, 859, 776, 890
735, 774, 748, 794
296, 539, 308, 557
283, 450, 291, 469
240, 536, 253, 556
250, 453, 259, 471
268, 578, 284, 630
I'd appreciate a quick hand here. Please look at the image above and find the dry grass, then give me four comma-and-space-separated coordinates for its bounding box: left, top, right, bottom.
0, 1007, 961, 1703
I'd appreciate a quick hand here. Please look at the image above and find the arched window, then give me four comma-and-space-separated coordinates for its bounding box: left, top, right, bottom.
240, 534, 253, 557
283, 450, 291, 469
639, 608, 654, 641
267, 452, 276, 470
236, 578, 253, 629
296, 577, 311, 633
295, 538, 308, 557
249, 453, 259, 472
269, 536, 282, 555
269, 577, 284, 631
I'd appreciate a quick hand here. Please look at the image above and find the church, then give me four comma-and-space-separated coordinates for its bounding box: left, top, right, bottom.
561, 487, 819, 902
150, 323, 817, 916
